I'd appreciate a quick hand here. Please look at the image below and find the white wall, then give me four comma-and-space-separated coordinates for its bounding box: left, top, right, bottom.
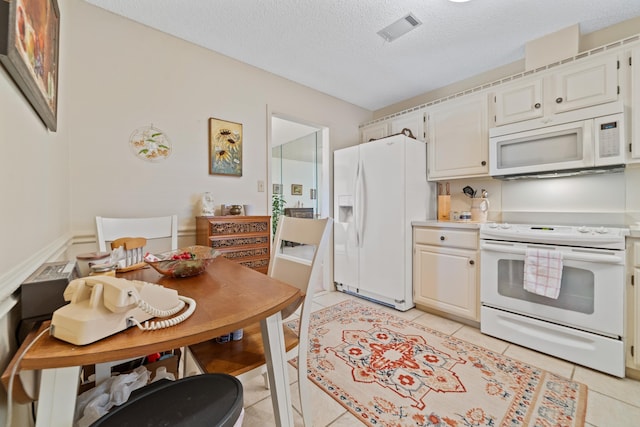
65, 1, 370, 237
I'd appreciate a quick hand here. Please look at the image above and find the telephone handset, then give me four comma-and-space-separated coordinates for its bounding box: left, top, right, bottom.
50, 276, 196, 345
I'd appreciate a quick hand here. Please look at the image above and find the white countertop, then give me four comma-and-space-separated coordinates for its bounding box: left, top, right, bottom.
412, 220, 483, 229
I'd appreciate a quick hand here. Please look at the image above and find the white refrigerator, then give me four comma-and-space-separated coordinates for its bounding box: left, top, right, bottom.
333, 134, 435, 311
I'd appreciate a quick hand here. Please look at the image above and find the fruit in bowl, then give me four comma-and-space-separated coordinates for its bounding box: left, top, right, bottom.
144, 245, 221, 278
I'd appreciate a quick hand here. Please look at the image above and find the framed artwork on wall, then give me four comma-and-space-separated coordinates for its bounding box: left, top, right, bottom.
209, 117, 243, 176
291, 184, 303, 196
273, 183, 282, 194
0, 0, 60, 131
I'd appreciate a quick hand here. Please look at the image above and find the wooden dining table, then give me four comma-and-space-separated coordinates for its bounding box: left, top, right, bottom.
3, 256, 301, 427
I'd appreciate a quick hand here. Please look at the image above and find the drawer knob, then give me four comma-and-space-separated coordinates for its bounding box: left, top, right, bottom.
440, 236, 445, 241
534, 102, 541, 109
469, 260, 475, 265
555, 97, 563, 104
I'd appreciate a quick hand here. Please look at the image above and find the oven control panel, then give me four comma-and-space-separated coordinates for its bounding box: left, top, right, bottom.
480, 223, 628, 249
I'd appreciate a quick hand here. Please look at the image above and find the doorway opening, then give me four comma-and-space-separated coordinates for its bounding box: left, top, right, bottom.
269, 113, 330, 290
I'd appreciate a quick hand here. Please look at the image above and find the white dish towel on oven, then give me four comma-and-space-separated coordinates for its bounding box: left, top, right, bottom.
523, 248, 563, 299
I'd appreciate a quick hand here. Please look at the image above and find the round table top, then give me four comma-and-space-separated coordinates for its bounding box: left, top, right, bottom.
17, 257, 300, 370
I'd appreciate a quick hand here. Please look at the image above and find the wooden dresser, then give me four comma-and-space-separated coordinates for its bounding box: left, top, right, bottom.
196, 216, 271, 274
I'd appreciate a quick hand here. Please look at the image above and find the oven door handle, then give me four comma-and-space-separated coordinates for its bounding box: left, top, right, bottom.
480, 242, 624, 264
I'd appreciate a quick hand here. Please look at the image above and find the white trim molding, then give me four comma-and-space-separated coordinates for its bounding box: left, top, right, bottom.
0, 233, 74, 308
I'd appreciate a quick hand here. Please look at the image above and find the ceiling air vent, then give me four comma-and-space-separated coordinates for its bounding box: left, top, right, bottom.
377, 13, 422, 42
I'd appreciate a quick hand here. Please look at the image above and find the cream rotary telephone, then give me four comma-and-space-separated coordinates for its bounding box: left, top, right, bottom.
50, 276, 196, 345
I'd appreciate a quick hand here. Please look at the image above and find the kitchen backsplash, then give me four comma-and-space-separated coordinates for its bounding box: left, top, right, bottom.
445, 165, 640, 227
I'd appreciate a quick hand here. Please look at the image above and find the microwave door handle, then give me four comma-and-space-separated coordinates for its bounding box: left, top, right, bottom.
584, 121, 595, 164
481, 241, 623, 264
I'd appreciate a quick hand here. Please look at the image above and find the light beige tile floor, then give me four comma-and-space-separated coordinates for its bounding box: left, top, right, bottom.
240, 291, 640, 426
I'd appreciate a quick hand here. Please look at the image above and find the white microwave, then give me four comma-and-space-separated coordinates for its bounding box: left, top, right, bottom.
489, 107, 626, 179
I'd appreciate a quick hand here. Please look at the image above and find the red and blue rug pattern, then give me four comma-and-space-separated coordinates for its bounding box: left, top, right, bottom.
286, 299, 587, 426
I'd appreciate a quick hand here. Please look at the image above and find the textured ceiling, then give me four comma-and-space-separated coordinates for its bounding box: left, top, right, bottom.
84, 0, 640, 111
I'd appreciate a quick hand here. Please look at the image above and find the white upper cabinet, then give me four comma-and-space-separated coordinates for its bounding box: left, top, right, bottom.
632, 47, 640, 160
494, 78, 544, 125
550, 53, 619, 114
390, 110, 426, 141
360, 122, 389, 143
493, 53, 620, 127
427, 93, 489, 180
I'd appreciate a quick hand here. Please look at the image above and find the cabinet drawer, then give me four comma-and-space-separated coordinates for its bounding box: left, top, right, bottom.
414, 227, 477, 249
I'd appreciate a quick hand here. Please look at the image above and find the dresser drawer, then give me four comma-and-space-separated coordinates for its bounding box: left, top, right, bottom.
207, 218, 269, 236
196, 216, 271, 273
414, 227, 478, 249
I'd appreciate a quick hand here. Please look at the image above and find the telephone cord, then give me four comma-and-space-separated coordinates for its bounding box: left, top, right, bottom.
129, 295, 196, 331
135, 295, 186, 318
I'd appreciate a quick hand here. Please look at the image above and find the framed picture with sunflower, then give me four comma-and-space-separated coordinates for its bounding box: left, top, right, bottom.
209, 117, 243, 176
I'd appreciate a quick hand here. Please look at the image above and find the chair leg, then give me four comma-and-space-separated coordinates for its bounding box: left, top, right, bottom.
297, 307, 312, 426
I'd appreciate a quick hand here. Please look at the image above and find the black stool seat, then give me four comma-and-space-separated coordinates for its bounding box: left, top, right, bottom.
90, 373, 243, 427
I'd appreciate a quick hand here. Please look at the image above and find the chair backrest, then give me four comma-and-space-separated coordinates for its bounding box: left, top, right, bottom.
269, 215, 332, 427
268, 216, 333, 319
95, 215, 178, 253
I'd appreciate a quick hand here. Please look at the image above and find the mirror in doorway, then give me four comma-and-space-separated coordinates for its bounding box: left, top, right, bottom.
271, 117, 322, 219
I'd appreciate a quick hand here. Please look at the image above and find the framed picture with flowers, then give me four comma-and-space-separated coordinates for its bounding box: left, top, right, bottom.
209, 117, 243, 176
0, 0, 60, 131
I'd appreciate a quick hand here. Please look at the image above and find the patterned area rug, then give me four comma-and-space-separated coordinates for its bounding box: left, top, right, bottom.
286, 300, 587, 427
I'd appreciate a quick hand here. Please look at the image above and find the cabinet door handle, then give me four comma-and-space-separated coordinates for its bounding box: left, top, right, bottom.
534, 103, 541, 109
440, 236, 445, 241
555, 97, 563, 104
481, 160, 487, 166
469, 260, 475, 265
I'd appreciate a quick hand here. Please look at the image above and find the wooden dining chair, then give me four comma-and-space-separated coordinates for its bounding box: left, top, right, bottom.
187, 216, 333, 426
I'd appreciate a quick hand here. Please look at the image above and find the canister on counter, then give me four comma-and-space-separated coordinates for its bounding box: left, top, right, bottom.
470, 198, 489, 223
460, 211, 472, 221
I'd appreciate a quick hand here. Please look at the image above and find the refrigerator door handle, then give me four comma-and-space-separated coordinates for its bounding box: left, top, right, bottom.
355, 160, 365, 246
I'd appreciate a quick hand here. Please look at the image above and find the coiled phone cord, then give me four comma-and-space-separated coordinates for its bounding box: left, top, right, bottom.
128, 294, 196, 331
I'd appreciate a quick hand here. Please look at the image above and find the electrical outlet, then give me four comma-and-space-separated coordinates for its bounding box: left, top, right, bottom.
258, 180, 265, 192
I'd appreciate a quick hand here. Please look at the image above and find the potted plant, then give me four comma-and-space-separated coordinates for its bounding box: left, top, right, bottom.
271, 193, 287, 236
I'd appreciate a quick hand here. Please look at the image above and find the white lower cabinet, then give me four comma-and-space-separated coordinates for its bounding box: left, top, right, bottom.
413, 226, 479, 321
627, 239, 640, 374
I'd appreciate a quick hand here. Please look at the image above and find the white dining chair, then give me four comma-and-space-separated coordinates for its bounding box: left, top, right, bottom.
92, 215, 179, 384
95, 215, 178, 252
188, 215, 333, 426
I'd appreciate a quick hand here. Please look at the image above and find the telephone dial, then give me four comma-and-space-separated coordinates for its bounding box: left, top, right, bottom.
50, 276, 196, 345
